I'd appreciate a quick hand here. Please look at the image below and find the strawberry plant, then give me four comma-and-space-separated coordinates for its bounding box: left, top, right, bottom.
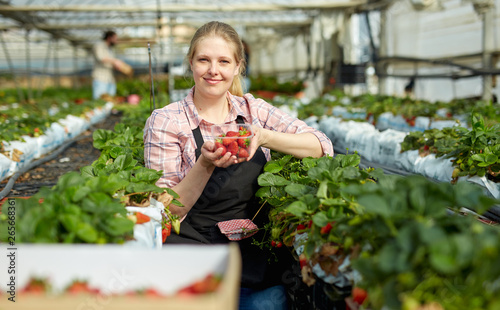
0, 96, 183, 244
399, 114, 500, 183
446, 115, 500, 183
338, 174, 500, 310
255, 152, 383, 274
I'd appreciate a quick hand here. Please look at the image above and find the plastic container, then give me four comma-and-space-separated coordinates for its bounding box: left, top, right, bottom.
210, 123, 253, 158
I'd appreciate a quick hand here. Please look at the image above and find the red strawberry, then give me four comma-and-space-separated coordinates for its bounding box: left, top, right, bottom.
215, 141, 227, 156
144, 288, 162, 298
162, 222, 172, 243
271, 240, 276, 247
352, 287, 368, 305
66, 281, 93, 295
135, 212, 150, 224
218, 145, 227, 156
296, 224, 306, 231
221, 135, 233, 146
237, 132, 251, 147
162, 229, 168, 243
237, 147, 249, 158
215, 141, 224, 150
299, 254, 307, 269
227, 141, 239, 156
320, 222, 333, 235
276, 241, 283, 248
238, 126, 248, 135
226, 131, 239, 137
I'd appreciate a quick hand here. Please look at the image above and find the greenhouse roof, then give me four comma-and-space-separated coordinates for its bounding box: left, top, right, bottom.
0, 0, 378, 51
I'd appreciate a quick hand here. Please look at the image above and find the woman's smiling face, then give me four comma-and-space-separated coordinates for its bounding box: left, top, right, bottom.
190, 36, 241, 99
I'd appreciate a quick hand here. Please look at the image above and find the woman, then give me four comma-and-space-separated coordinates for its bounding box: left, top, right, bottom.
144, 21, 333, 310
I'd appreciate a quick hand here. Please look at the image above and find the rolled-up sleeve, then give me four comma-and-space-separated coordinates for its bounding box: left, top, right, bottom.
144, 111, 189, 188
250, 97, 334, 156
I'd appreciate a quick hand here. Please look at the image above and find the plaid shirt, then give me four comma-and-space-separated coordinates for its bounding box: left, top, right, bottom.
143, 87, 334, 188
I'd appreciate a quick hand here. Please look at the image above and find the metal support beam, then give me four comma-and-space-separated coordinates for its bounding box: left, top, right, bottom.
0, 2, 367, 13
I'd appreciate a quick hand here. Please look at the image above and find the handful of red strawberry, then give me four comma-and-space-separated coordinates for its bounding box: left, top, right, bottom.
213, 124, 253, 159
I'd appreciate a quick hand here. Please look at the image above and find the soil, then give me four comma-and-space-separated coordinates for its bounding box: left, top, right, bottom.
0, 111, 123, 198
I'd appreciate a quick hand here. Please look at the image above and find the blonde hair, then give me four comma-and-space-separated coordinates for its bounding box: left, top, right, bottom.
187, 21, 246, 97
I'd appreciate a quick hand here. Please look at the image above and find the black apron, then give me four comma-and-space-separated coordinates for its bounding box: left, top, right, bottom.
165, 116, 285, 289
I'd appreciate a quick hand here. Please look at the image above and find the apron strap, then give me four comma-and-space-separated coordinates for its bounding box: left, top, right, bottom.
193, 126, 204, 159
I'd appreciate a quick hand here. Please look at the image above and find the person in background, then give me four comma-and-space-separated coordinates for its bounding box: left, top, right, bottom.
404, 76, 416, 98
92, 30, 119, 100
144, 21, 333, 310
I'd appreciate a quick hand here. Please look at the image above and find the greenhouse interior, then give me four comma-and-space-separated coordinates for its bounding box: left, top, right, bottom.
0, 0, 499, 309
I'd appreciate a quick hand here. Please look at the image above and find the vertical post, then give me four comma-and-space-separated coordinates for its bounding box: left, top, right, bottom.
54, 39, 60, 88
25, 29, 33, 101
168, 17, 175, 102
36, 38, 53, 98
73, 44, 79, 89
378, 9, 388, 96
481, 7, 493, 103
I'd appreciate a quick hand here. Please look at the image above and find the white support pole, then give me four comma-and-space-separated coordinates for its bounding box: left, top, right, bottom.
378, 8, 387, 96
481, 7, 494, 103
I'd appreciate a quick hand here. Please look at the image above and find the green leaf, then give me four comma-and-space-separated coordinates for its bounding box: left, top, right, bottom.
104, 217, 135, 237
59, 214, 80, 233
80, 165, 96, 178
357, 194, 391, 217
285, 183, 313, 197
285, 201, 308, 217
312, 212, 330, 227
409, 186, 426, 214
429, 238, 458, 274
341, 166, 361, 180
55, 172, 84, 191
126, 182, 161, 194
340, 154, 361, 167
255, 186, 272, 198
75, 222, 98, 243
321, 198, 346, 207
93, 129, 111, 149
257, 172, 291, 187
72, 185, 92, 202
114, 154, 138, 171
302, 157, 319, 169
264, 161, 284, 173
132, 168, 162, 183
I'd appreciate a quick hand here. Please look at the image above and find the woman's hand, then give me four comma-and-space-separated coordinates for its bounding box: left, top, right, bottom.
246, 125, 265, 161
200, 141, 245, 168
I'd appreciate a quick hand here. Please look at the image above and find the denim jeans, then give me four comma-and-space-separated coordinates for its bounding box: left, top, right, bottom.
239, 285, 288, 310
92, 79, 116, 100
